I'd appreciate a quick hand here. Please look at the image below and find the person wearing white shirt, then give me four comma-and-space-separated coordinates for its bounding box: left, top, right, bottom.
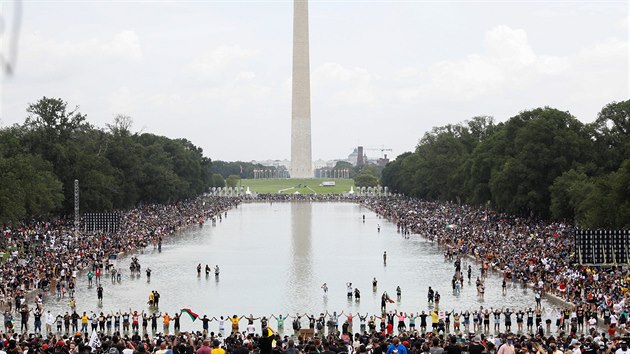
45, 310, 55, 333
570, 339, 581, 354
246, 322, 255, 335
614, 341, 629, 354
611, 313, 618, 330
588, 316, 597, 332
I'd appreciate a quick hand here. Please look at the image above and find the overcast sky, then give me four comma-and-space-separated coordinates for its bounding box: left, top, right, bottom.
0, 0, 627, 162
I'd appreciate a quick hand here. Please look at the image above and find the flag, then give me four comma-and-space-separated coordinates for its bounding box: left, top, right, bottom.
89, 330, 101, 352
180, 308, 199, 322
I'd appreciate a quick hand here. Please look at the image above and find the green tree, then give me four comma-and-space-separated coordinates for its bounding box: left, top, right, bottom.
20, 97, 94, 211
332, 161, 354, 178
0, 154, 63, 224
354, 172, 379, 187
549, 168, 591, 221
211, 174, 226, 188
381, 106, 598, 219
591, 100, 630, 172
565, 160, 630, 228
354, 163, 383, 180
481, 108, 593, 216
24, 97, 88, 140
225, 175, 241, 188
381, 152, 410, 193
0, 98, 217, 221
105, 119, 144, 208
211, 161, 276, 179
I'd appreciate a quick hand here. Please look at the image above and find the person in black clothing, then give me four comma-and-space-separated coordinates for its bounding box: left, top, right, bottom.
371, 341, 384, 354
63, 312, 70, 334
408, 341, 422, 354
305, 314, 316, 330
467, 336, 485, 354
258, 327, 274, 354
173, 313, 180, 333
142, 313, 148, 333
150, 312, 160, 333
34, 310, 42, 333
231, 342, 249, 354
444, 336, 462, 354
419, 311, 428, 333
292, 314, 301, 335
320, 342, 335, 354
201, 315, 211, 334
71, 311, 79, 332
20, 306, 30, 332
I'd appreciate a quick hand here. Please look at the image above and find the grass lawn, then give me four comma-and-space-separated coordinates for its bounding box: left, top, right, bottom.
241, 178, 355, 194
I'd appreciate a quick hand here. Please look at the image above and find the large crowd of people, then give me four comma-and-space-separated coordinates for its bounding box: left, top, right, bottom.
0, 312, 628, 354
0, 197, 241, 314
0, 194, 628, 354
359, 198, 628, 334
250, 194, 354, 202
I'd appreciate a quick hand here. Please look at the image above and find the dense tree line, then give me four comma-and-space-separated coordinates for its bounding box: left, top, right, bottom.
0, 97, 215, 225
210, 161, 287, 180
382, 100, 630, 228
351, 163, 383, 187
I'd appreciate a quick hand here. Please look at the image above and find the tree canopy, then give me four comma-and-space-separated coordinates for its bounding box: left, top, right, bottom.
0, 97, 214, 225
210, 160, 286, 179
381, 101, 630, 228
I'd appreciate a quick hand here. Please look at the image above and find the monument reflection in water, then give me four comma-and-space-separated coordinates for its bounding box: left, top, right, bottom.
287, 202, 314, 313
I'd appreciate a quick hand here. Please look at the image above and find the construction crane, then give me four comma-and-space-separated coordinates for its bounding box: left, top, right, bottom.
365, 146, 392, 157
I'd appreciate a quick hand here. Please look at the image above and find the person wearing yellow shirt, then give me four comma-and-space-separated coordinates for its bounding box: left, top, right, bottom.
148, 292, 154, 307
81, 312, 89, 332
229, 315, 243, 334
210, 340, 225, 354
431, 310, 439, 333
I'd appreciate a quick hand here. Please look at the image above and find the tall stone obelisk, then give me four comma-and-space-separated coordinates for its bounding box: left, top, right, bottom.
290, 0, 313, 178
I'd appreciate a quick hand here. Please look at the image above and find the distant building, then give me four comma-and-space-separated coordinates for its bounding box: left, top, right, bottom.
356, 146, 365, 166
346, 148, 367, 166
252, 146, 388, 177
377, 154, 390, 167
313, 159, 329, 169
251, 159, 291, 170
347, 148, 359, 166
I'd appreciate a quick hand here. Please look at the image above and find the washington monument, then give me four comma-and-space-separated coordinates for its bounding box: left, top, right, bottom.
290, 0, 313, 178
